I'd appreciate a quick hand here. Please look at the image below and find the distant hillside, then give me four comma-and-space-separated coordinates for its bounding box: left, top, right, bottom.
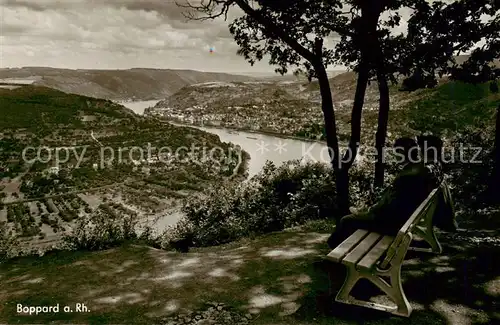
152, 71, 385, 114
146, 72, 414, 142
0, 85, 136, 132
147, 67, 499, 146
240, 70, 346, 81
0, 85, 247, 191
154, 81, 310, 110
0, 67, 260, 101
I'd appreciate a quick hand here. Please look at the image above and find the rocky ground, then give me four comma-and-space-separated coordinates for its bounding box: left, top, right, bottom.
158, 302, 253, 325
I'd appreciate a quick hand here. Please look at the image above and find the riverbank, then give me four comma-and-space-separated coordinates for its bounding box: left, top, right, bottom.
159, 118, 328, 145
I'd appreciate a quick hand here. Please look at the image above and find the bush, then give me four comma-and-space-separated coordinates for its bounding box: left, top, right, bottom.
300, 219, 337, 233
62, 210, 140, 251
41, 214, 50, 225
447, 128, 497, 211
173, 160, 345, 248
7, 207, 15, 222
59, 210, 73, 222
0, 221, 18, 262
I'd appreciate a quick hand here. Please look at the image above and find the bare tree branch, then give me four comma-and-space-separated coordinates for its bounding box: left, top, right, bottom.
177, 0, 235, 21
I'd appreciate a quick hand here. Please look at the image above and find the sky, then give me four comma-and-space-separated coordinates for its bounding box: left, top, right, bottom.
0, 1, 490, 74
0, 0, 284, 73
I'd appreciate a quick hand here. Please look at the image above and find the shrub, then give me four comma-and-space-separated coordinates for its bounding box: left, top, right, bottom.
59, 210, 74, 222
300, 219, 337, 233
62, 210, 140, 251
0, 221, 18, 262
7, 207, 15, 222
41, 214, 50, 225
174, 160, 348, 248
70, 200, 80, 210
447, 128, 497, 212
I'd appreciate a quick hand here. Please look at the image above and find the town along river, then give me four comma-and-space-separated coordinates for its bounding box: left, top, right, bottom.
120, 100, 333, 178
121, 101, 334, 233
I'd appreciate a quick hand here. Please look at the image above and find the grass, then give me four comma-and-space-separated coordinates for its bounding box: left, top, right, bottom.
1, 219, 499, 325
0, 230, 331, 324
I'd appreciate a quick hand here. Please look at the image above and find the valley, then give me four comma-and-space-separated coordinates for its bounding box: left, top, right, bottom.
144, 72, 425, 145
0, 85, 249, 252
0, 67, 260, 101
1, 69, 498, 255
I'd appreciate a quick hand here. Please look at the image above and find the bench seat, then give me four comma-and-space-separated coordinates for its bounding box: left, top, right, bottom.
326, 183, 446, 317
327, 229, 394, 270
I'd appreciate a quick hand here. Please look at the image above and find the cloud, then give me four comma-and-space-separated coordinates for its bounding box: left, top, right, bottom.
0, 0, 266, 71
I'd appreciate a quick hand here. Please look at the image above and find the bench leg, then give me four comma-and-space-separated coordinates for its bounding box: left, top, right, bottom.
335, 265, 360, 302
334, 235, 413, 317
409, 201, 442, 254
334, 264, 412, 317
409, 224, 442, 254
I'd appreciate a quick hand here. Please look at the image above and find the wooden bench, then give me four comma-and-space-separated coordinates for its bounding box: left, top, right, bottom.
326, 182, 445, 317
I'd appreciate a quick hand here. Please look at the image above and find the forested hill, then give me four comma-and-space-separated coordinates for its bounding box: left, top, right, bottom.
0, 67, 260, 101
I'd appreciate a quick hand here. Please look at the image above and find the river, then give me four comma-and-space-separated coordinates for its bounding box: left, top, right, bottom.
120, 100, 333, 176
120, 100, 334, 232
177, 123, 335, 177
118, 100, 160, 115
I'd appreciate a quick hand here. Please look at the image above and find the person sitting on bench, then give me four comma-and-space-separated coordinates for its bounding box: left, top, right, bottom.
417, 135, 457, 232
327, 137, 432, 249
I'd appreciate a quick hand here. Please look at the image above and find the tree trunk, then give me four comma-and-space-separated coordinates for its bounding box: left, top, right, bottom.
495, 104, 500, 172
374, 72, 390, 188
333, 4, 378, 218
335, 60, 370, 217
336, 168, 350, 216
315, 62, 348, 218
492, 103, 500, 203
343, 61, 369, 170
315, 63, 340, 170
316, 58, 369, 218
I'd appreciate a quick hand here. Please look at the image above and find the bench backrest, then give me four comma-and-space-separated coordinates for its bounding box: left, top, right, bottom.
379, 182, 442, 269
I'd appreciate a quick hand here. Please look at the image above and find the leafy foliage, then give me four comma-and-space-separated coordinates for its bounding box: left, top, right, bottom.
0, 221, 18, 262
405, 81, 500, 136
447, 130, 495, 211
154, 159, 378, 248
164, 160, 338, 247
62, 210, 142, 251
0, 86, 130, 132
227, 0, 347, 78
398, 0, 499, 89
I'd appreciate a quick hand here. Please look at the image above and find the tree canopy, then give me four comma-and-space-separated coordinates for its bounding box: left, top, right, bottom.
180, 0, 500, 213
